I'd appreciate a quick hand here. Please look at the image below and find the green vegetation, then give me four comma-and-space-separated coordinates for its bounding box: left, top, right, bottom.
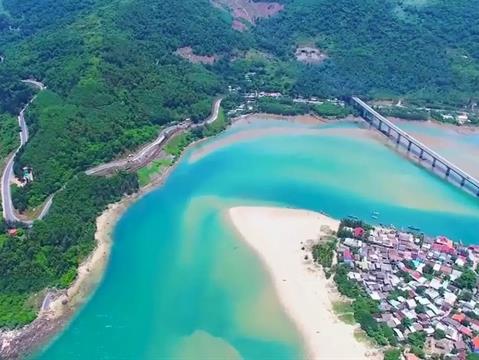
0, 172, 138, 327
0, 113, 18, 160
434, 329, 446, 340
0, 0, 477, 333
376, 106, 429, 121
407, 331, 426, 358
137, 159, 172, 187
387, 288, 409, 300
253, 0, 479, 107
1, 0, 245, 208
165, 108, 229, 159
312, 237, 337, 268
256, 97, 309, 115
332, 301, 353, 314
332, 301, 355, 324
0, 293, 36, 328
334, 264, 397, 346
313, 102, 351, 118
455, 268, 478, 290
202, 108, 228, 137
165, 132, 195, 158
384, 349, 401, 360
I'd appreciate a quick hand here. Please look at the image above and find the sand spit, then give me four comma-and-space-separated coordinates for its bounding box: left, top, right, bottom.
229, 206, 380, 359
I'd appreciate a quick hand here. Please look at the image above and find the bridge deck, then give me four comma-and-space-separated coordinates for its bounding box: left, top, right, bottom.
351, 96, 479, 192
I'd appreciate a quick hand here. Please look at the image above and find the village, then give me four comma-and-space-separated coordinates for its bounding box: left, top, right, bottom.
336, 219, 479, 359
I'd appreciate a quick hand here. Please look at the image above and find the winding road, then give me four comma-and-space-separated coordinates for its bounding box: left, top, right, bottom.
1, 95, 222, 223
86, 97, 222, 176
1, 80, 46, 224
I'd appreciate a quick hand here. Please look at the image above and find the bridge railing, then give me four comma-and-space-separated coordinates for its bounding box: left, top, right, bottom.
351, 96, 479, 186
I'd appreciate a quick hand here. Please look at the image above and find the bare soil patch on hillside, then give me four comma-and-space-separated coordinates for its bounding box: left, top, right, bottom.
212, 0, 283, 31
175, 47, 218, 65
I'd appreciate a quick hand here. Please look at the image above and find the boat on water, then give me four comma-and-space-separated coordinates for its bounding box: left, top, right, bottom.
408, 225, 421, 232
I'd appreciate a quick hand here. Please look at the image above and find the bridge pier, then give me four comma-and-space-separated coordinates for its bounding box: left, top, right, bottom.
351, 96, 479, 199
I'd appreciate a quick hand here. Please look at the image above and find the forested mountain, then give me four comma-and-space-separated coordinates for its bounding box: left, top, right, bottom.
253, 0, 479, 106
0, 0, 246, 328
0, 0, 478, 330
1, 0, 247, 207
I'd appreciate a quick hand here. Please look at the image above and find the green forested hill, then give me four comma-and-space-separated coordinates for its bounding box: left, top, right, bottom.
1, 0, 246, 208
0, 0, 246, 327
253, 0, 479, 106
0, 0, 478, 330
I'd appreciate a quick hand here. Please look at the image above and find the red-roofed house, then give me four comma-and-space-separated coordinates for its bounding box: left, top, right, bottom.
452, 313, 466, 323
411, 271, 422, 281
7, 228, 17, 236
432, 243, 455, 255
440, 265, 453, 275
472, 336, 479, 353
458, 325, 472, 338
405, 354, 420, 360
353, 227, 364, 238
343, 249, 353, 263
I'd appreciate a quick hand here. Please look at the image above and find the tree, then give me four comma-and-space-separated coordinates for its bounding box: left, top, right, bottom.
408, 331, 426, 349
434, 329, 446, 340
456, 269, 478, 290
384, 349, 401, 360
402, 317, 412, 328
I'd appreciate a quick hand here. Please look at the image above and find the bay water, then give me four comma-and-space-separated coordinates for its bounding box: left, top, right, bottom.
37, 119, 479, 359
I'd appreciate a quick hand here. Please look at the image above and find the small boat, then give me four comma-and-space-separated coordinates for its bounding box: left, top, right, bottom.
408, 225, 421, 232
372, 211, 380, 216
348, 215, 358, 220
371, 215, 379, 220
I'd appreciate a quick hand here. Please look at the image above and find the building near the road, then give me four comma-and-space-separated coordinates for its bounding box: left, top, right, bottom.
22, 167, 33, 183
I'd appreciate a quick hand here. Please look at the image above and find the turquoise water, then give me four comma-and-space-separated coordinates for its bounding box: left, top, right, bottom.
391, 119, 479, 179
37, 120, 479, 359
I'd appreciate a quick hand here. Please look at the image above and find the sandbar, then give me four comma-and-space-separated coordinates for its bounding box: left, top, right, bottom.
229, 206, 379, 359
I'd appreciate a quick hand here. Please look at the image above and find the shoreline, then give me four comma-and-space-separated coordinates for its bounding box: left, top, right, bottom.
228, 206, 381, 359
232, 112, 328, 125
0, 113, 327, 357
2, 111, 473, 358
0, 123, 215, 359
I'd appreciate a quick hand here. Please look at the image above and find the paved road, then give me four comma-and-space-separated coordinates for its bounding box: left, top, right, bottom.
2, 95, 221, 222
1, 80, 45, 223
86, 98, 222, 176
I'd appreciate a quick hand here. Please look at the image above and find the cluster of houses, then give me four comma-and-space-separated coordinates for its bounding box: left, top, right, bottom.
338, 224, 479, 359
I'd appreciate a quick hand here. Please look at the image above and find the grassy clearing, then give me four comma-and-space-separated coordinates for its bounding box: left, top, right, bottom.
338, 313, 356, 325
137, 159, 172, 187
203, 108, 227, 136
333, 300, 356, 324
332, 300, 353, 314
165, 132, 193, 158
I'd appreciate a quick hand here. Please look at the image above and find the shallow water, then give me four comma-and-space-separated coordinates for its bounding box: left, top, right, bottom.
391, 119, 479, 179
37, 120, 479, 359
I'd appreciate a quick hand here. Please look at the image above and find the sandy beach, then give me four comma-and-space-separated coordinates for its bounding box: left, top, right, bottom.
234, 112, 328, 125
229, 206, 379, 359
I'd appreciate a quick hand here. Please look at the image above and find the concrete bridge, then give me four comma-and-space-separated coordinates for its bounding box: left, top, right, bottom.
350, 96, 479, 197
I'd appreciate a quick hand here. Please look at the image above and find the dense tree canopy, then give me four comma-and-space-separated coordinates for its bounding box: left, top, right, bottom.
253, 0, 479, 106
0, 0, 478, 330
